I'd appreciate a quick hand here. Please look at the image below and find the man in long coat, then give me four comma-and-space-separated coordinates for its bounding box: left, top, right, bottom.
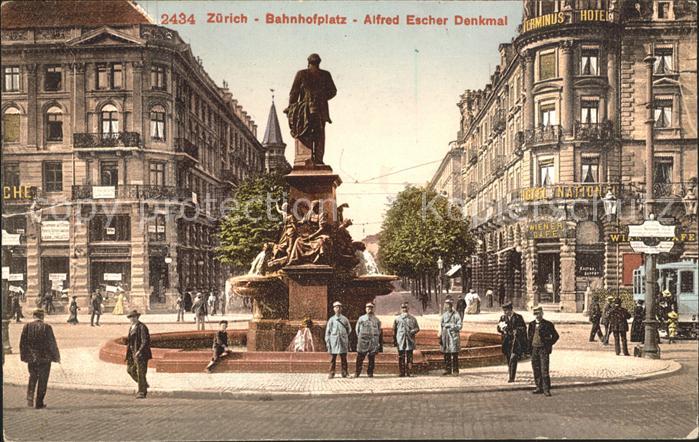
588, 298, 604, 342
497, 302, 527, 382
440, 298, 462, 376
527, 306, 559, 396
125, 309, 152, 398
630, 300, 645, 342
608, 298, 631, 356
19, 308, 60, 408
393, 302, 420, 377
354, 302, 382, 378
90, 288, 103, 326
601, 296, 613, 345
325, 301, 351, 378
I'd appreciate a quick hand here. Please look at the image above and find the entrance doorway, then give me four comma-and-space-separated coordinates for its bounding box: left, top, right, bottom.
149, 256, 169, 305
537, 252, 560, 304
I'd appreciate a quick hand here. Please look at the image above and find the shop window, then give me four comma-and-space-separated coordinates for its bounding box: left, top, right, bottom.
46, 106, 63, 141
581, 157, 599, 183
653, 98, 672, 128
96, 63, 123, 90
3, 66, 20, 92
43, 161, 63, 192
100, 104, 119, 137
2, 107, 20, 143
653, 46, 673, 75
3, 162, 20, 188
149, 162, 165, 186
100, 160, 119, 186
539, 51, 556, 81
151, 65, 166, 90
539, 102, 557, 126
580, 98, 599, 124
89, 214, 130, 241
44, 65, 62, 91
150, 106, 166, 141
580, 48, 599, 76
539, 158, 555, 186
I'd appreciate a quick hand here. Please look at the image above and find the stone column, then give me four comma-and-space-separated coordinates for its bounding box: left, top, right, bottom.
73, 63, 87, 133
26, 64, 39, 148
132, 61, 144, 135
524, 50, 535, 131
165, 210, 180, 308
561, 41, 575, 136
525, 239, 538, 310
24, 216, 41, 307
130, 203, 149, 311
607, 43, 619, 129
559, 235, 577, 312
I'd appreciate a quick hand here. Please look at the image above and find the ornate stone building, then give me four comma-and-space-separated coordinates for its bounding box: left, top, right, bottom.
428, 141, 464, 203
460, 0, 697, 312
1, 1, 266, 310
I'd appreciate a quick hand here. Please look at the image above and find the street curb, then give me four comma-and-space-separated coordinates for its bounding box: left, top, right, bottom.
2, 360, 682, 401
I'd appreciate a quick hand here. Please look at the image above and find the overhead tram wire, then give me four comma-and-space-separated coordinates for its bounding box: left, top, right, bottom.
355, 158, 442, 184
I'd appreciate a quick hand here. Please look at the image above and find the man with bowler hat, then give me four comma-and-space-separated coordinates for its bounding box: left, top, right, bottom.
19, 308, 60, 408
125, 309, 152, 398
325, 301, 351, 378
440, 298, 462, 376
528, 306, 559, 396
354, 302, 382, 378
497, 301, 527, 382
393, 302, 420, 377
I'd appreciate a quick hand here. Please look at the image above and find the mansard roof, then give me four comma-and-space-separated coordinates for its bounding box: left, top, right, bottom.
1, 0, 153, 29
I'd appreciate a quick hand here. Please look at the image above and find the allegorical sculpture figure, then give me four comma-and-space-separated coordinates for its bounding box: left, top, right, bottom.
284, 53, 337, 165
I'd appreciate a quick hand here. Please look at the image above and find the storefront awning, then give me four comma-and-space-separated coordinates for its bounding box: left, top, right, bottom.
445, 264, 461, 277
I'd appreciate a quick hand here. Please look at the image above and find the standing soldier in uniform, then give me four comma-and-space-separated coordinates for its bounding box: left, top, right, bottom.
588, 297, 604, 342
528, 306, 559, 396
354, 302, 382, 378
440, 298, 462, 376
393, 302, 420, 377
497, 302, 527, 383
325, 301, 351, 379
19, 308, 60, 409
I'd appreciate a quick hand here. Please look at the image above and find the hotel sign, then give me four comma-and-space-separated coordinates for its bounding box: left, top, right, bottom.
522, 184, 618, 202
527, 221, 565, 239
522, 10, 613, 33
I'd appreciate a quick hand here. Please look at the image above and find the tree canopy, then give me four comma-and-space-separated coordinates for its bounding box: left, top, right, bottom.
378, 186, 474, 277
216, 173, 288, 272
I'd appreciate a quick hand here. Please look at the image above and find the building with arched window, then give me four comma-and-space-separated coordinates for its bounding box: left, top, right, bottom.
1, 1, 267, 311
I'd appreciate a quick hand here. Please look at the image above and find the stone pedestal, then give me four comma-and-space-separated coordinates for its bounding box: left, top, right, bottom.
285, 166, 342, 224
284, 265, 333, 321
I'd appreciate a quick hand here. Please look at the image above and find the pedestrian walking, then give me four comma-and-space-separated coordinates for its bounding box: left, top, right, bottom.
90, 289, 103, 326
608, 298, 631, 356
175, 295, 185, 322
112, 291, 125, 315
630, 300, 645, 343
497, 301, 527, 383
440, 298, 462, 376
66, 296, 80, 325
393, 302, 420, 377
183, 290, 193, 312
325, 301, 350, 379
354, 302, 382, 378
192, 293, 207, 330
485, 289, 494, 308
12, 293, 24, 322
206, 320, 231, 372
455, 295, 467, 320
527, 306, 559, 396
465, 288, 480, 315
208, 291, 217, 316
601, 296, 613, 345
19, 308, 60, 409
42, 291, 55, 315
667, 311, 678, 344
588, 298, 604, 342
125, 310, 152, 399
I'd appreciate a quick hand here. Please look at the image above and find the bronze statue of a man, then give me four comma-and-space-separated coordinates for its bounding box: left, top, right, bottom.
284, 53, 337, 165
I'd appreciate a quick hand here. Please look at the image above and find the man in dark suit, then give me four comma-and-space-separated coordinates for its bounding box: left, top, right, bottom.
90, 288, 103, 326
588, 298, 604, 342
497, 302, 528, 382
528, 306, 559, 396
608, 298, 631, 356
285, 53, 337, 165
125, 309, 152, 398
19, 308, 60, 409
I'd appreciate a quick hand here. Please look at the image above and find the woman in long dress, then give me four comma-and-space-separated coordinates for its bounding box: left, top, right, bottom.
112, 292, 125, 315
67, 296, 80, 325
630, 300, 645, 342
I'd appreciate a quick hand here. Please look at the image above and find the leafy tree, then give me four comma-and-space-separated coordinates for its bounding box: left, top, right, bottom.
216, 173, 288, 272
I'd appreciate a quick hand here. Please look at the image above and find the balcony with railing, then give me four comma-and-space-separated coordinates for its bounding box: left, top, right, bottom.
175, 138, 199, 159
468, 147, 478, 164
72, 185, 194, 202
574, 120, 613, 142
492, 108, 506, 134
73, 132, 141, 148
524, 125, 562, 147
653, 182, 692, 200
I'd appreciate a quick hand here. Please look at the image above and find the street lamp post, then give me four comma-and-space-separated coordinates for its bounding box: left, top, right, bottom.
602, 189, 620, 300
437, 256, 444, 310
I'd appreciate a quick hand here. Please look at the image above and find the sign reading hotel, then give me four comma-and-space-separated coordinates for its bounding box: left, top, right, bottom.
41, 220, 70, 241
522, 9, 613, 33
522, 184, 619, 202
527, 221, 565, 239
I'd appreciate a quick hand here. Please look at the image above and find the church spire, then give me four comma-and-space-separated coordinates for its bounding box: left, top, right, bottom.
262, 92, 289, 173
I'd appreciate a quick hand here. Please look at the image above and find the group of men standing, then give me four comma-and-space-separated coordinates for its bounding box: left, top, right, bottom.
589, 296, 633, 355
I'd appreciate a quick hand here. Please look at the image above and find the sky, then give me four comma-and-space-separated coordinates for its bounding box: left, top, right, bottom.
138, 0, 523, 238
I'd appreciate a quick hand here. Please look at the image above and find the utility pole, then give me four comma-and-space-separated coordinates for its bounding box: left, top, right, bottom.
642, 55, 660, 359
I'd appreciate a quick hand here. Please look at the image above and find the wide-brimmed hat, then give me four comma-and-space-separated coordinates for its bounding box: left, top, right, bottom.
532, 306, 543, 314
502, 301, 513, 310
125, 309, 141, 318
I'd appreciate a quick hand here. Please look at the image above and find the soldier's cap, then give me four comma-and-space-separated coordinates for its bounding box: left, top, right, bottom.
662, 289, 672, 297
444, 298, 454, 304
532, 306, 543, 314
32, 308, 45, 318
667, 311, 678, 319
502, 301, 513, 310
307, 53, 321, 64
365, 302, 375, 308
126, 309, 141, 318
332, 301, 343, 307
400, 302, 409, 309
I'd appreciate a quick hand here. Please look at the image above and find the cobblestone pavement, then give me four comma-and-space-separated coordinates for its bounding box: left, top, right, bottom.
3, 346, 696, 440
